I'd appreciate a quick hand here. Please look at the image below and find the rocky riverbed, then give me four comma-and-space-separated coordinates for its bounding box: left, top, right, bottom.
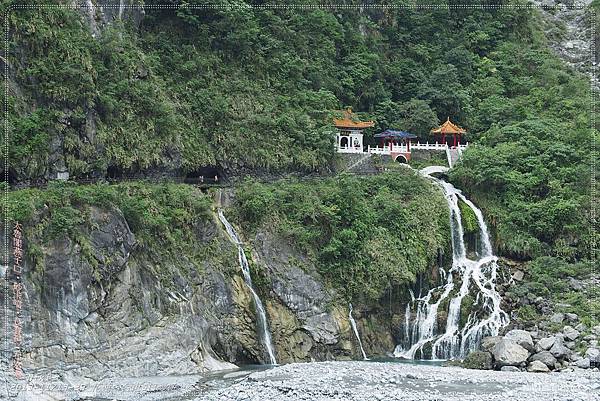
190, 361, 600, 401
461, 325, 600, 372
3, 361, 599, 401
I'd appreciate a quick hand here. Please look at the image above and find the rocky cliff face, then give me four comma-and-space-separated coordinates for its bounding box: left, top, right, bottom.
76, 0, 145, 38
252, 229, 398, 361
2, 205, 247, 379
1, 196, 405, 379
533, 0, 598, 89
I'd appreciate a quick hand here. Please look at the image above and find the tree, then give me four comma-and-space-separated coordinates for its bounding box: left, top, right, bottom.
397, 99, 439, 140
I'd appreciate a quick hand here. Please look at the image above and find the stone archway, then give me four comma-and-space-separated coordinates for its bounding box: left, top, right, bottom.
340, 137, 349, 148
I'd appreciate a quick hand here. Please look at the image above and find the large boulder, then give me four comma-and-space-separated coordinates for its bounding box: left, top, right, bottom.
585, 347, 600, 357
576, 358, 591, 369
500, 366, 521, 372
565, 313, 578, 322
550, 340, 571, 360
550, 313, 565, 324
530, 351, 558, 369
480, 336, 503, 353
462, 351, 493, 370
568, 277, 584, 291
585, 347, 600, 365
492, 339, 530, 367
537, 336, 556, 351
504, 329, 535, 352
563, 326, 580, 341
512, 270, 525, 281
527, 360, 550, 373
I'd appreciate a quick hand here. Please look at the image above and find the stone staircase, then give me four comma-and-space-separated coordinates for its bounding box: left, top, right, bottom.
446, 148, 461, 168
338, 153, 378, 174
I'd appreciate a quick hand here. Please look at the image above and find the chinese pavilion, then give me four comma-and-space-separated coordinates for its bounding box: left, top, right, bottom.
373, 129, 417, 162
334, 107, 375, 153
430, 117, 466, 148
374, 129, 417, 150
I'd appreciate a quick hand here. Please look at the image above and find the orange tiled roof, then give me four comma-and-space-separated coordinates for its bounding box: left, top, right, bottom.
431, 117, 466, 134
333, 108, 375, 129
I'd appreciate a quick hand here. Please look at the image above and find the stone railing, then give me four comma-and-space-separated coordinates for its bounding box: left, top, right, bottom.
337, 142, 469, 155
412, 142, 469, 150
367, 144, 409, 154
336, 146, 364, 154
411, 142, 447, 150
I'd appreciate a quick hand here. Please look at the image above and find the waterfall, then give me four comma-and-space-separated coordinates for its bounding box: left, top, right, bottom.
454, 193, 492, 257
217, 209, 277, 365
348, 303, 368, 360
394, 166, 509, 360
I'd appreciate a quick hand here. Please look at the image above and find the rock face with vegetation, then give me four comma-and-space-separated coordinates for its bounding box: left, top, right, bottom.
0, 0, 597, 381
2, 174, 450, 377
2, 184, 249, 377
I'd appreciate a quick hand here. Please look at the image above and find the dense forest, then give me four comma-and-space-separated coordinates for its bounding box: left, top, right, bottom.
1, 1, 597, 319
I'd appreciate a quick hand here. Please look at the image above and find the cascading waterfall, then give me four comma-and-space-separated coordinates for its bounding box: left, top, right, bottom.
217, 209, 277, 365
348, 303, 368, 360
394, 166, 509, 360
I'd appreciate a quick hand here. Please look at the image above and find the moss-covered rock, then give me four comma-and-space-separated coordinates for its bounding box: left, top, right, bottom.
462, 350, 493, 370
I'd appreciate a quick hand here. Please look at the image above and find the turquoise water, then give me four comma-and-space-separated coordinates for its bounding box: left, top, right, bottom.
365, 356, 446, 366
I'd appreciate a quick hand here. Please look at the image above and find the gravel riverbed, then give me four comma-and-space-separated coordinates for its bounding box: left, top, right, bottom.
193, 361, 600, 401
2, 361, 599, 401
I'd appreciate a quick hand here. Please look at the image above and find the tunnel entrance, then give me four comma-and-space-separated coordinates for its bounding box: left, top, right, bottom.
184, 166, 222, 185
395, 155, 408, 164
2, 168, 18, 186
106, 165, 127, 180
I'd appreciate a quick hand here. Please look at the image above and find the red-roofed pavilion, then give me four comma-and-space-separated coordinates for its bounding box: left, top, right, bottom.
334, 108, 375, 153
430, 117, 466, 148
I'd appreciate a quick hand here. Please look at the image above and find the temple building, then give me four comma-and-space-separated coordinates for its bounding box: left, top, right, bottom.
374, 129, 417, 151
373, 129, 417, 162
334, 108, 375, 153
333, 112, 469, 167
430, 117, 466, 148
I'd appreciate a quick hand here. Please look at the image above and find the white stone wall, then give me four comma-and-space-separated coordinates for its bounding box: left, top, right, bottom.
336, 130, 364, 153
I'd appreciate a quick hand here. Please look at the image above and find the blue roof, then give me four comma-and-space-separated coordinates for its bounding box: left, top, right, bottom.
374, 129, 417, 139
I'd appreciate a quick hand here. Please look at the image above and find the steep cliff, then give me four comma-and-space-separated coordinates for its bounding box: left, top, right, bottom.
532, 0, 598, 89
2, 177, 445, 378
1, 0, 595, 383
2, 202, 245, 378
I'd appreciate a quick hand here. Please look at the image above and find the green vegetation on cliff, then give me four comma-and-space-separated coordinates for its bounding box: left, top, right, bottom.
231, 170, 450, 302
3, 1, 594, 266
2, 1, 585, 175
5, 181, 250, 290
1, 1, 595, 315
508, 256, 598, 327
449, 108, 594, 262
7, 181, 211, 258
